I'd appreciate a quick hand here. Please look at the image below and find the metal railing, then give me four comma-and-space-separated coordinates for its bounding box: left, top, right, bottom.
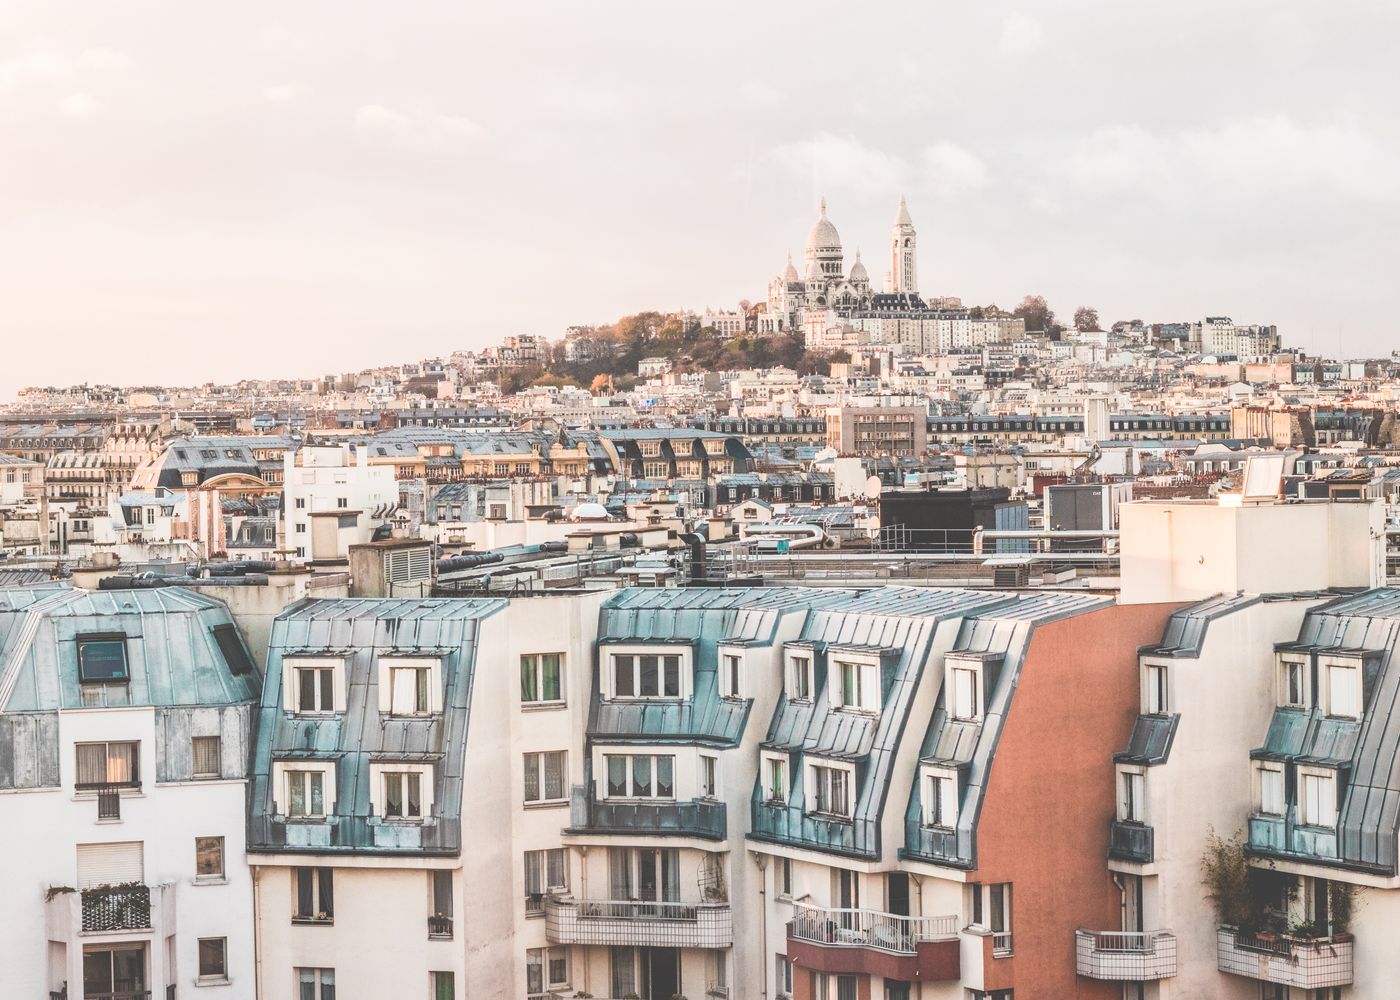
576, 898, 699, 921
1084, 930, 1161, 952
428, 914, 453, 938
1233, 928, 1303, 957
80, 993, 152, 1000
1076, 929, 1178, 981
790, 902, 958, 954
96, 785, 121, 821
568, 786, 727, 840
81, 884, 152, 932
992, 931, 1013, 955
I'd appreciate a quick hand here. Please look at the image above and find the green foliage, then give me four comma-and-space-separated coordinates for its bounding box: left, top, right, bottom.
1201, 827, 1252, 927
1330, 880, 1359, 933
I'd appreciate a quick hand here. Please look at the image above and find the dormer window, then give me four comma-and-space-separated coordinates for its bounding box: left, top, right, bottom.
1256, 761, 1285, 816
949, 663, 982, 722
1323, 659, 1361, 720
378, 657, 441, 717
1117, 766, 1146, 823
1278, 654, 1311, 709
605, 647, 689, 700
1143, 661, 1169, 715
829, 655, 880, 714
785, 649, 814, 702
284, 658, 345, 715
807, 761, 853, 819
922, 766, 959, 829
719, 649, 743, 700
1298, 767, 1337, 829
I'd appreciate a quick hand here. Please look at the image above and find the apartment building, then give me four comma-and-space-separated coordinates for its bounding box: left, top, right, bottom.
280, 445, 397, 562
0, 586, 261, 1000
826, 407, 928, 457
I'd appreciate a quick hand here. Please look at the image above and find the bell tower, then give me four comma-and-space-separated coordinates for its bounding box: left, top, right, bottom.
889, 194, 917, 295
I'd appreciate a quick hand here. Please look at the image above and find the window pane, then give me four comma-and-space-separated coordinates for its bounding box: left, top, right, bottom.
107, 742, 136, 784
196, 836, 224, 877
76, 744, 106, 787
607, 756, 627, 797
319, 669, 334, 711
523, 754, 540, 802
526, 950, 543, 994
655, 756, 674, 798
290, 773, 307, 816
639, 655, 659, 696
296, 868, 314, 917
318, 868, 334, 917
433, 869, 453, 916
407, 772, 421, 816
663, 655, 680, 697
416, 669, 430, 713
541, 654, 561, 701
546, 849, 566, 889
520, 656, 538, 702
544, 752, 564, 801
613, 656, 634, 697
193, 735, 221, 777
198, 939, 226, 978
632, 755, 652, 797
309, 771, 324, 815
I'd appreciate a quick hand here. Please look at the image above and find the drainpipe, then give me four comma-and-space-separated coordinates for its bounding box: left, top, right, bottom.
751, 851, 769, 1000
253, 866, 264, 1000
907, 874, 924, 1000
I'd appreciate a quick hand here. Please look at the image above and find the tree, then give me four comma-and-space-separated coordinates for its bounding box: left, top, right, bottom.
589, 373, 612, 394
1013, 295, 1057, 334
1074, 306, 1101, 332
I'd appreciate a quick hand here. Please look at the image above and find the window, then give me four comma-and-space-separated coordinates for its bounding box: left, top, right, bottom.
527, 947, 569, 996
524, 848, 568, 913
1279, 655, 1310, 709
293, 867, 334, 922
383, 771, 423, 819
776, 857, 792, 898
604, 753, 675, 799
388, 663, 432, 715
809, 763, 851, 818
1144, 662, 1169, 714
830, 657, 880, 713
1118, 769, 1145, 823
290, 662, 338, 714
609, 651, 684, 699
431, 971, 454, 1000
524, 751, 567, 804
812, 973, 858, 1000
212, 624, 256, 676
286, 768, 327, 819
296, 968, 335, 1000
336, 497, 348, 508
192, 735, 221, 779
775, 956, 793, 999
765, 756, 787, 803
295, 497, 306, 509
195, 836, 225, 880
1299, 769, 1337, 828
700, 754, 718, 798
924, 768, 959, 829
430, 869, 453, 937
1258, 762, 1285, 816
950, 665, 981, 721
197, 938, 227, 980
75, 741, 139, 789
787, 652, 813, 701
520, 653, 564, 705
1326, 663, 1361, 719
77, 635, 129, 683
720, 652, 742, 699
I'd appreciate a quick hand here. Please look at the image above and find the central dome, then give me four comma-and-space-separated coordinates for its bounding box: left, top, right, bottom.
805, 197, 842, 253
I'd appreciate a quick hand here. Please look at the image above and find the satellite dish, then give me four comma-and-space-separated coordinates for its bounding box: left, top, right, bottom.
865, 476, 883, 500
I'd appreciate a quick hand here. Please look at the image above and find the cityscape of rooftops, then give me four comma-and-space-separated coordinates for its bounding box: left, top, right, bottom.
3, 3, 1399, 999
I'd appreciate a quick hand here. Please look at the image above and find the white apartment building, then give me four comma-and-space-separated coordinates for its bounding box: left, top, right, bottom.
281, 445, 396, 562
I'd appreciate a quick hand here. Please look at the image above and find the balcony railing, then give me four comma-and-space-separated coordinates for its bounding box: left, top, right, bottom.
428, 914, 453, 938
750, 797, 878, 858
567, 786, 727, 841
82, 992, 151, 1000
1075, 929, 1178, 980
1216, 926, 1354, 988
545, 896, 733, 948
96, 785, 122, 821
81, 884, 152, 933
1108, 821, 1154, 864
790, 903, 958, 954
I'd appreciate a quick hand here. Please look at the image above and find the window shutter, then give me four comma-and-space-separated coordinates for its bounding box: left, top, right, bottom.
77, 841, 144, 887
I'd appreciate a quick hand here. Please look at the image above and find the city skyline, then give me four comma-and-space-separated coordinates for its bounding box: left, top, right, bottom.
2, 1, 1396, 398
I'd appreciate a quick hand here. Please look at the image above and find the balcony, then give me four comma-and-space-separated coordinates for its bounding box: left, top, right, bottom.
545, 896, 733, 948
1248, 810, 1339, 863
1075, 930, 1178, 980
567, 786, 727, 841
1108, 821, 1154, 864
1216, 926, 1353, 988
46, 883, 174, 945
786, 903, 960, 982
750, 797, 878, 859
82, 884, 153, 933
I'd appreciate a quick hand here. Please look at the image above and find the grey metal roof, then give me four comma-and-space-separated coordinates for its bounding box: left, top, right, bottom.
1141, 593, 1263, 657
1115, 714, 1181, 765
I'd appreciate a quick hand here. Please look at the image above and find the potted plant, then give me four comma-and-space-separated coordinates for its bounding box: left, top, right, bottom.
1201, 828, 1252, 929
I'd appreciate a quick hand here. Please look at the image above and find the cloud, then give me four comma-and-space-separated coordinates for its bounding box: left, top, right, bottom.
58, 92, 100, 118
353, 104, 486, 150
1066, 125, 1170, 193
920, 142, 989, 199
263, 82, 304, 103
0, 50, 72, 91
998, 12, 1045, 59
354, 103, 413, 133
768, 131, 904, 195
77, 48, 132, 72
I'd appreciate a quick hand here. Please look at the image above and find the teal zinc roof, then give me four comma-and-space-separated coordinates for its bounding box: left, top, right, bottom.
593, 587, 846, 745
901, 591, 1113, 869
1249, 587, 1400, 874
248, 596, 507, 856
752, 586, 1016, 860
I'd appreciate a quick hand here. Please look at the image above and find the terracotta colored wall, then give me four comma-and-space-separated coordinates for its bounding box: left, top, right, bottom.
974, 601, 1181, 1000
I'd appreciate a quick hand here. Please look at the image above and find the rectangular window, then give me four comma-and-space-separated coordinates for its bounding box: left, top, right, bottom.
524, 751, 567, 804
925, 770, 958, 828
777, 857, 792, 898
75, 741, 139, 789
1119, 770, 1145, 823
197, 938, 227, 980
603, 753, 675, 799
527, 947, 570, 994
766, 757, 787, 803
525, 848, 568, 913
77, 635, 129, 683
192, 735, 221, 778
1328, 664, 1361, 719
810, 764, 851, 818
700, 754, 718, 798
293, 867, 334, 922
610, 946, 637, 999
212, 623, 256, 676
1259, 762, 1285, 816
383, 771, 423, 819
431, 971, 454, 1000
610, 652, 682, 699
1300, 771, 1337, 828
520, 653, 564, 705
195, 836, 224, 880
294, 665, 336, 714
951, 666, 981, 721
1280, 656, 1309, 708
788, 654, 812, 700
430, 869, 453, 937
389, 665, 432, 715
296, 968, 335, 1000
1145, 663, 1169, 714
287, 769, 327, 818
721, 653, 742, 698
776, 956, 793, 999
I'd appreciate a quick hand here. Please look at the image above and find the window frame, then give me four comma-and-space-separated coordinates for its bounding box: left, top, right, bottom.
1255, 760, 1285, 817
274, 760, 336, 819
520, 652, 565, 708
292, 866, 335, 923
603, 645, 692, 701
806, 759, 855, 820
195, 835, 225, 882
191, 734, 222, 779
948, 661, 983, 722
523, 750, 568, 806
762, 752, 788, 804
197, 937, 228, 981
1297, 766, 1338, 829
1117, 765, 1146, 824
379, 656, 442, 718
1321, 657, 1362, 720
921, 765, 959, 830
76, 634, 130, 685
74, 740, 141, 791
1142, 660, 1170, 715
1277, 653, 1311, 710
718, 646, 744, 700
368, 761, 434, 820
699, 753, 719, 799
283, 657, 346, 716
600, 751, 677, 800
828, 652, 881, 715
785, 648, 814, 702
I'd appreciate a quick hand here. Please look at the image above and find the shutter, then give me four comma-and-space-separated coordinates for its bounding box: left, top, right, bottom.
77, 841, 144, 887
408, 547, 430, 581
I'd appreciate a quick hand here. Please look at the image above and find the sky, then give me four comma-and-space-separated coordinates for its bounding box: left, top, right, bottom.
1, 1, 1398, 400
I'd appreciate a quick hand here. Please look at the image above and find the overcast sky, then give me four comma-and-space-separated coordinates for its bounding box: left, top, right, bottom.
1, 1, 1397, 399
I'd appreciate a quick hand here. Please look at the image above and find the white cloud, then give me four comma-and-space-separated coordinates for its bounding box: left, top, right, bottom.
0, 50, 71, 92
263, 82, 304, 103
920, 142, 989, 199
768, 131, 904, 195
998, 12, 1045, 59
436, 113, 485, 139
353, 104, 485, 148
58, 92, 99, 118
77, 48, 132, 72
1066, 125, 1170, 193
